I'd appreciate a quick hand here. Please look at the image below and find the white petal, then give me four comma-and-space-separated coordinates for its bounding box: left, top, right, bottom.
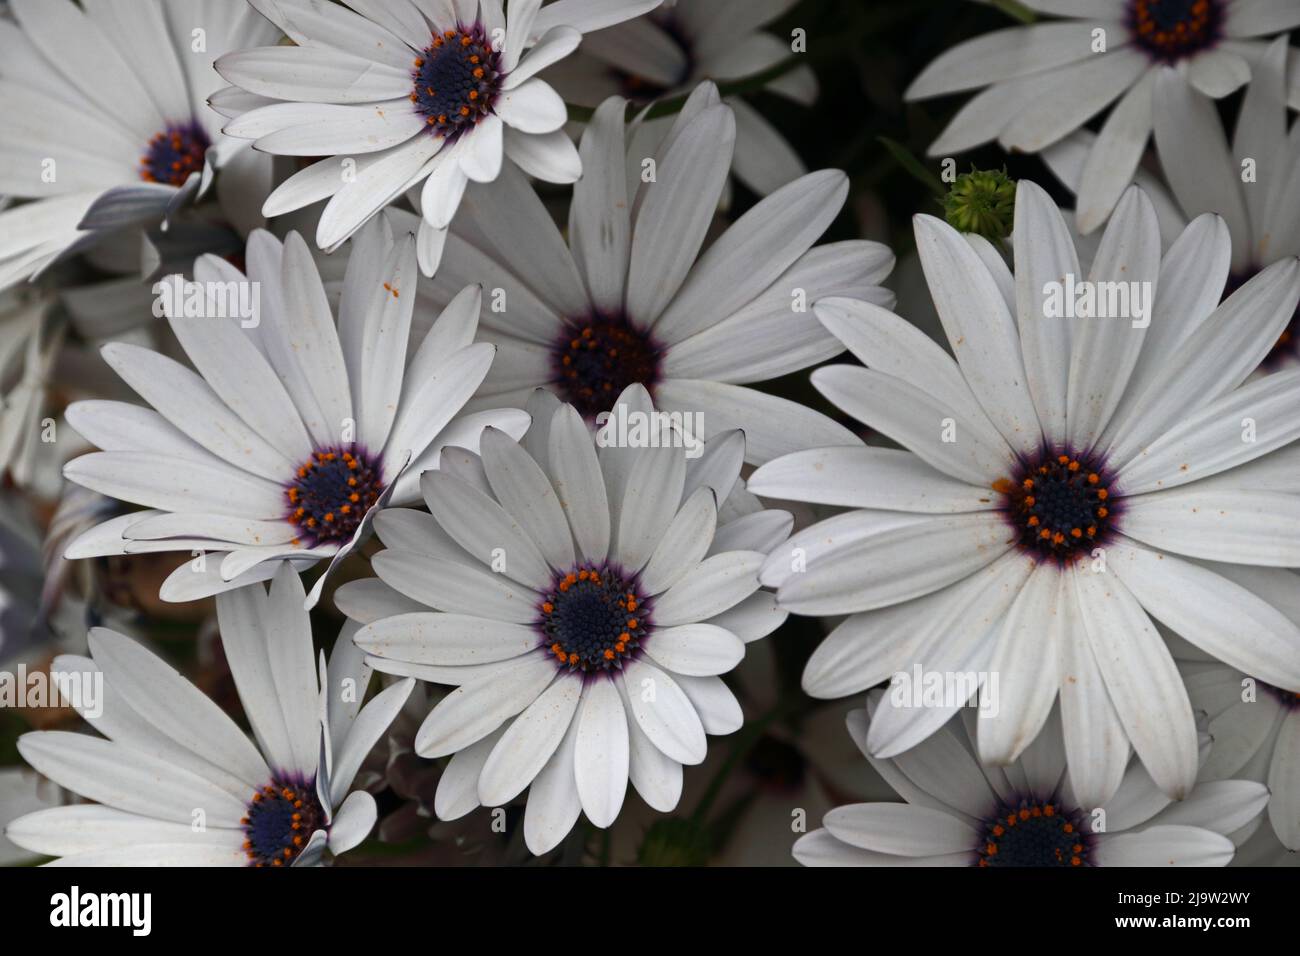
1122, 489, 1300, 565
215, 46, 411, 103
330, 674, 413, 802
652, 170, 848, 345
478, 676, 581, 806
1064, 186, 1161, 450
547, 404, 611, 563
64, 452, 285, 519
620, 659, 707, 765
494, 78, 567, 133
17, 732, 245, 826
480, 425, 575, 570
775, 511, 1012, 616
502, 127, 582, 183
626, 104, 735, 325
1093, 825, 1234, 866
570, 96, 631, 315
573, 677, 629, 827
977, 564, 1063, 765
810, 365, 1011, 487
326, 789, 377, 854
749, 447, 994, 513
523, 715, 583, 854
413, 654, 555, 757
1107, 544, 1300, 689
1074, 563, 1198, 799
642, 624, 744, 677
372, 549, 537, 621
998, 49, 1149, 153
657, 378, 860, 467
265, 566, 326, 776
88, 630, 270, 789
355, 612, 539, 666
419, 469, 552, 589
652, 551, 764, 626
638, 487, 717, 595
822, 803, 978, 857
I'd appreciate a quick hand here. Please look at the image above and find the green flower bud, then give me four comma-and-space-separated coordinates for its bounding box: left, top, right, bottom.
943, 167, 1017, 240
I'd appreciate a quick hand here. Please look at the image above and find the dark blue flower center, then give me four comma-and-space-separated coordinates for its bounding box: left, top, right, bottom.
411, 23, 504, 139
552, 316, 664, 420
242, 778, 325, 867
1128, 0, 1223, 61
539, 566, 649, 674
978, 801, 1089, 868
995, 452, 1115, 560
286, 447, 384, 546
140, 121, 210, 186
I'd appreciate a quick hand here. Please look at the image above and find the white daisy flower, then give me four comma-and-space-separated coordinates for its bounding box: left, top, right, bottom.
545, 0, 816, 196
0, 286, 61, 489
0, 767, 63, 866
342, 384, 791, 855
794, 699, 1269, 867
0, 0, 278, 288
0, 496, 48, 664
1044, 36, 1300, 368
1175, 598, 1300, 855
749, 181, 1300, 809
422, 84, 895, 465
59, 219, 527, 606
6, 565, 414, 866
216, 0, 658, 274
905, 0, 1300, 234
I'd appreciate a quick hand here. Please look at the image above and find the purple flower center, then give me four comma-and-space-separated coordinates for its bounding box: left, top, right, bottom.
140, 121, 210, 186
1128, 0, 1223, 62
538, 565, 651, 675
242, 777, 324, 867
994, 450, 1116, 561
411, 23, 504, 139
977, 799, 1091, 868
551, 315, 664, 420
286, 447, 384, 547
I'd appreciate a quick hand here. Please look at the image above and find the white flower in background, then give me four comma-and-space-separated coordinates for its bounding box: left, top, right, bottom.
0, 286, 62, 489
0, 496, 50, 664
905, 0, 1300, 234
6, 566, 414, 866
0, 0, 278, 288
545, 0, 816, 196
423, 85, 894, 465
59, 219, 527, 605
216, 0, 657, 275
750, 181, 1300, 809
1175, 598, 1300, 859
1044, 36, 1300, 368
0, 767, 64, 866
341, 385, 790, 855
794, 699, 1268, 867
